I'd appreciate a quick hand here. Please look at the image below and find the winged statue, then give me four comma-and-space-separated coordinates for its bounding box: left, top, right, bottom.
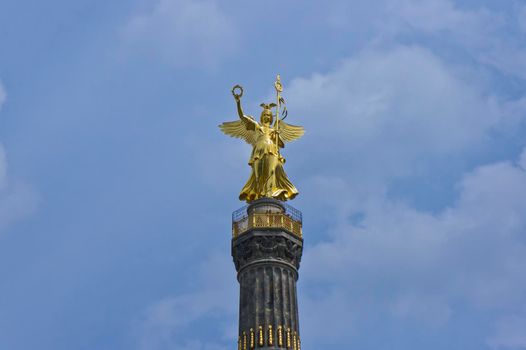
219, 77, 304, 202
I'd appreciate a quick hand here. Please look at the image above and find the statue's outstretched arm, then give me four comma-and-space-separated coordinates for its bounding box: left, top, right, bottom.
233, 96, 258, 131
235, 97, 247, 120
219, 99, 257, 144
229, 85, 257, 132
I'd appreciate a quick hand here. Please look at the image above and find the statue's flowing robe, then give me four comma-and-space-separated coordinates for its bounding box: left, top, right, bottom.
239, 126, 298, 201
219, 113, 304, 202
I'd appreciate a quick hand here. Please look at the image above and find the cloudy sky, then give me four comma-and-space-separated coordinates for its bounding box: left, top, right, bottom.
1, 0, 526, 349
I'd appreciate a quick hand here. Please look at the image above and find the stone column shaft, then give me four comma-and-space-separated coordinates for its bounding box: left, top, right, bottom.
232, 199, 303, 350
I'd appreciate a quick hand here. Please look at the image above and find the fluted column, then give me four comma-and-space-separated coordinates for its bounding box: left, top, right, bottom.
232, 198, 303, 350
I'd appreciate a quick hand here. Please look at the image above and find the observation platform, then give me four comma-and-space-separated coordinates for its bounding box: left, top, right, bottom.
232, 198, 302, 239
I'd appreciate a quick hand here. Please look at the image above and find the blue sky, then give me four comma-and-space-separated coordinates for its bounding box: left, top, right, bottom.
1, 0, 526, 349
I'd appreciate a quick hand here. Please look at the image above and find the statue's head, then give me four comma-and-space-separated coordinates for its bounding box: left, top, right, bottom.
260, 103, 276, 125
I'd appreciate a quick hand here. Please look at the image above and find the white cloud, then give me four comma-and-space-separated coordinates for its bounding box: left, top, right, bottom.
0, 171, 38, 233
325, 0, 526, 80
300, 289, 360, 341
121, 0, 237, 68
394, 0, 496, 37
519, 148, 526, 171
0, 81, 5, 111
282, 16, 526, 345
299, 149, 526, 346
390, 0, 526, 79
286, 46, 500, 185
488, 315, 526, 349
390, 293, 452, 327
0, 82, 38, 234
0, 144, 7, 190
134, 254, 237, 350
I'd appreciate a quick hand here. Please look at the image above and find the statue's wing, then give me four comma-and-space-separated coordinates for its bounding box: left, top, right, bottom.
278, 121, 304, 144
219, 115, 258, 145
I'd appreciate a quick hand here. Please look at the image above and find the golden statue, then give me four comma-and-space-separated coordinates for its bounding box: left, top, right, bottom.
219, 75, 304, 202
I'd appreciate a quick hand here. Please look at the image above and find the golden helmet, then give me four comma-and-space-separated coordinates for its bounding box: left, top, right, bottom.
259, 103, 276, 124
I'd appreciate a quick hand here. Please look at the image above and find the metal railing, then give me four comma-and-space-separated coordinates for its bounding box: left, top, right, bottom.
232, 202, 302, 238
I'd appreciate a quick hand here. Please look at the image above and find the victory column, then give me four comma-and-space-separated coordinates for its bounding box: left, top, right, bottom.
220, 76, 305, 350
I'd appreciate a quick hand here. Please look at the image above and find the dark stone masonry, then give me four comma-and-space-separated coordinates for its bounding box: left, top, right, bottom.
232, 198, 303, 350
